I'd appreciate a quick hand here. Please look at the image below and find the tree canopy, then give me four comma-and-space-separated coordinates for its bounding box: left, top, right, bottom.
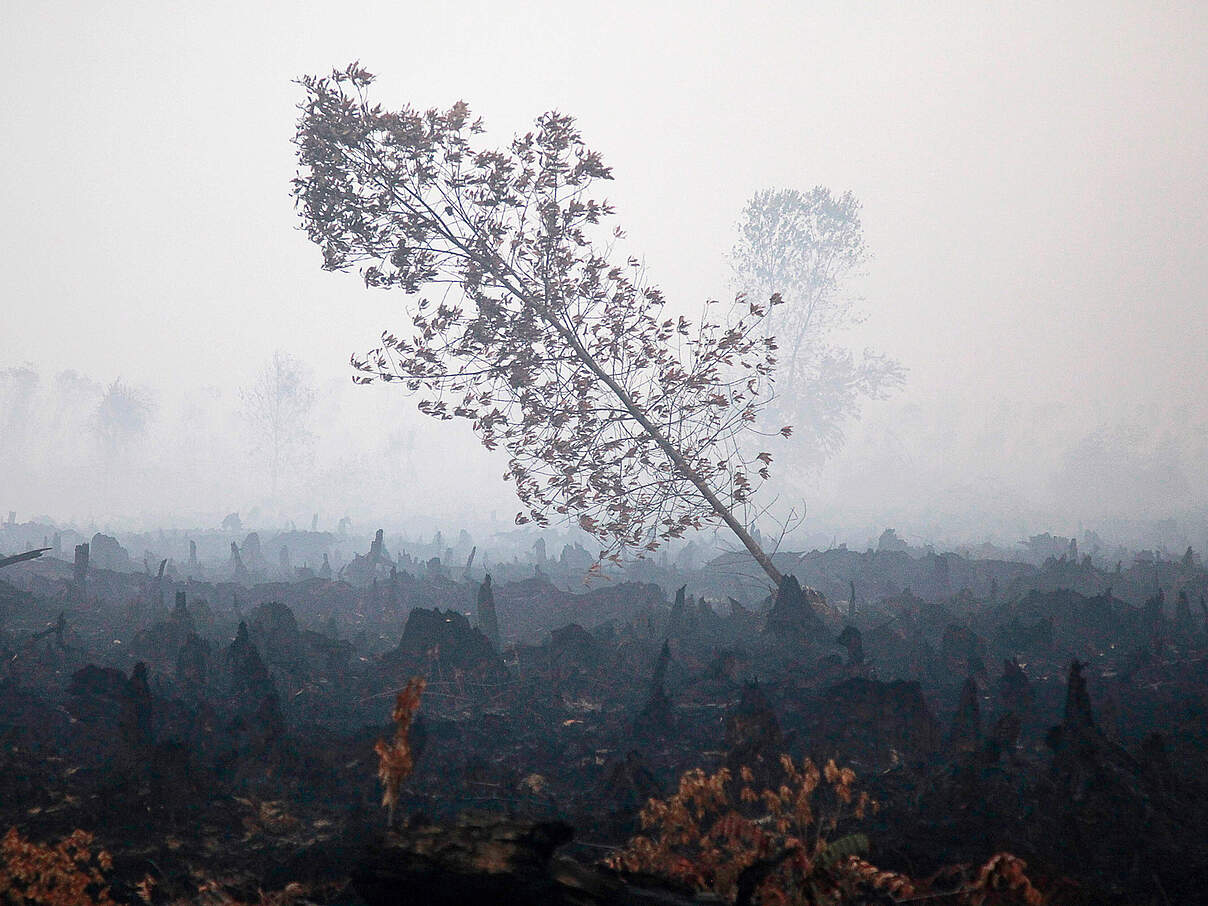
293, 64, 789, 582
731, 187, 904, 462
240, 351, 316, 501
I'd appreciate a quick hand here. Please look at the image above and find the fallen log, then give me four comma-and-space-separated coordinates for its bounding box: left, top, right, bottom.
0, 547, 51, 570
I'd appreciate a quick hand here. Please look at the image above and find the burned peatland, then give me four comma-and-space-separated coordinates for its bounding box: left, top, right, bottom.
1, 518, 1207, 904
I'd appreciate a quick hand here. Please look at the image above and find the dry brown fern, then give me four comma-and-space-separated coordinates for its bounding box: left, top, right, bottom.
964, 852, 1045, 906
838, 855, 916, 900
0, 828, 115, 906
373, 675, 426, 827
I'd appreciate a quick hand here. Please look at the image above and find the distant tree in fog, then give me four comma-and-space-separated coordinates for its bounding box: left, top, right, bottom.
292, 64, 791, 585
731, 188, 904, 462
0, 365, 40, 453
50, 370, 103, 442
91, 379, 152, 465
240, 351, 316, 500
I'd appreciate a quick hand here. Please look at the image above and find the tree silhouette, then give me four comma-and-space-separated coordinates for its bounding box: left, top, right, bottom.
91, 380, 152, 506
240, 350, 316, 501
731, 188, 904, 462
293, 64, 790, 583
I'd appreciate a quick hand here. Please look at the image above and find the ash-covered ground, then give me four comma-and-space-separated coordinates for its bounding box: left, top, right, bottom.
2, 519, 1207, 904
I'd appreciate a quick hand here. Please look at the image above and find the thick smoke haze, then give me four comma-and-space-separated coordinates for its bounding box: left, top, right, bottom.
3, 2, 1206, 552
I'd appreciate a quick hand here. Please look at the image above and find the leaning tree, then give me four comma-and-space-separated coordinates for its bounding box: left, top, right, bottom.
292, 64, 791, 585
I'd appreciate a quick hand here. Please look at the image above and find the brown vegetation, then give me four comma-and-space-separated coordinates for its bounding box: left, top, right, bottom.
0, 828, 114, 906
608, 758, 1044, 906
373, 675, 426, 828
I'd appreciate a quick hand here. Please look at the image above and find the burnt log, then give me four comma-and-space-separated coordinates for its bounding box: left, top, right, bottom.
354, 813, 695, 906
0, 547, 51, 570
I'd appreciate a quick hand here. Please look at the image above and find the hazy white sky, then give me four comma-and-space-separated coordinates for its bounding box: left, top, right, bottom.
3, 1, 1206, 544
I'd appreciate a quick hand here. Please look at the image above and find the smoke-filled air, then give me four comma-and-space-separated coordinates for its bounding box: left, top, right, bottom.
1, 4, 1206, 905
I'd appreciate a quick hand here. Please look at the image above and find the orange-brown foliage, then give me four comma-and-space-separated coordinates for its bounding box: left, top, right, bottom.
607, 757, 1046, 905
0, 828, 115, 906
964, 852, 1045, 906
606, 755, 879, 903
373, 675, 426, 826
188, 877, 308, 905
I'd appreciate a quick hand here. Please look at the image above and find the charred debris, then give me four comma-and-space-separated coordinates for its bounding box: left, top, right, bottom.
2, 518, 1208, 903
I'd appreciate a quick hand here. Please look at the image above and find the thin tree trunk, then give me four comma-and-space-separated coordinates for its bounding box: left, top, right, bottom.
431, 217, 785, 587
542, 307, 783, 587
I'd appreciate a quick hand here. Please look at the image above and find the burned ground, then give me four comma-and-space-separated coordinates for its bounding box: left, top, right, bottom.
1, 524, 1207, 904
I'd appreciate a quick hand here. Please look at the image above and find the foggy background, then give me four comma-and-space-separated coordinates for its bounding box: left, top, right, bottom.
3, 1, 1206, 554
